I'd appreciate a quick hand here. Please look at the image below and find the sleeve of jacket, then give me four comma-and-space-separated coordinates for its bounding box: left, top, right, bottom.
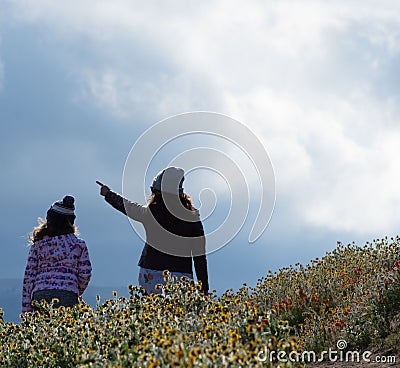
105, 190, 147, 222
77, 240, 92, 296
192, 218, 209, 292
22, 245, 38, 313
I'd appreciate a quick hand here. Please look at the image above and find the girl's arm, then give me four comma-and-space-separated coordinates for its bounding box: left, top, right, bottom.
22, 245, 38, 313
77, 241, 92, 296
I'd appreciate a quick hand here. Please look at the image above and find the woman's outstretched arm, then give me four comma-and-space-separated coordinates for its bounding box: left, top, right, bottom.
98, 183, 147, 221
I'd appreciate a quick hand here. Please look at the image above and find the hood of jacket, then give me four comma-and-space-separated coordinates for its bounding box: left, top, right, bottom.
34, 233, 81, 263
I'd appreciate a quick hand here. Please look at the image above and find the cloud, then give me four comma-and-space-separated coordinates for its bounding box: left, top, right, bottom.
5, 0, 400, 237
2, 137, 107, 200
75, 67, 222, 121
225, 85, 400, 235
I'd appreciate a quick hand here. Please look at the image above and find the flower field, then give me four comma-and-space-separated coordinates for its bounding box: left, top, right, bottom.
1, 236, 399, 367
252, 236, 400, 354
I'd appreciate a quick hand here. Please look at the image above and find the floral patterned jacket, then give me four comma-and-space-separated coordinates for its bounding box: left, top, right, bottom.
22, 234, 92, 313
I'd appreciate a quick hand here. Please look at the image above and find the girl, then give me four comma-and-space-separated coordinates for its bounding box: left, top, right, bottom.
98, 167, 209, 295
22, 195, 92, 313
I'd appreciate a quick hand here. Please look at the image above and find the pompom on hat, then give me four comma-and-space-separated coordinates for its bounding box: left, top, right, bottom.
151, 167, 185, 195
46, 195, 76, 223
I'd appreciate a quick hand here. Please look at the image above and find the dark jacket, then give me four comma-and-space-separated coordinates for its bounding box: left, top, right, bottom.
105, 190, 209, 291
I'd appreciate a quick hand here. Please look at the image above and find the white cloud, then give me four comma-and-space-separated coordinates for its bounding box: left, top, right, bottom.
75, 68, 220, 121
6, 0, 400, 235
226, 87, 400, 235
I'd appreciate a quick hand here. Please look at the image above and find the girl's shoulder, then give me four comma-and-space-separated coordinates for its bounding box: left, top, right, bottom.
65, 233, 87, 247
33, 233, 86, 247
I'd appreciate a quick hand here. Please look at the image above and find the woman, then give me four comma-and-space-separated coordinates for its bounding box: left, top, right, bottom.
98, 167, 209, 294
22, 195, 92, 313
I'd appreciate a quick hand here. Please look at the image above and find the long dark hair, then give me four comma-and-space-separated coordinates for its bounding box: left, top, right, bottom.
30, 213, 78, 243
148, 189, 196, 211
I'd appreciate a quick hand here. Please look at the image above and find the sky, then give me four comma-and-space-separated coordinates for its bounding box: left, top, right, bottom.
1, 0, 400, 311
